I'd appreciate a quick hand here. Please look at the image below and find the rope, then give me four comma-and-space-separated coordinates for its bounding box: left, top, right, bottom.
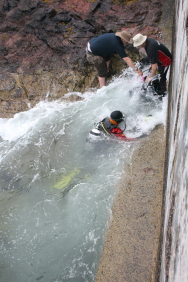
100, 122, 111, 135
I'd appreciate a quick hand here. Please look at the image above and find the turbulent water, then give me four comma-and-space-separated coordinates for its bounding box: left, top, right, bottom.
0, 69, 167, 282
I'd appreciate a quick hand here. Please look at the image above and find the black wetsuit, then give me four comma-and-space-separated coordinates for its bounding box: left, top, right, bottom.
97, 118, 135, 141
98, 118, 117, 134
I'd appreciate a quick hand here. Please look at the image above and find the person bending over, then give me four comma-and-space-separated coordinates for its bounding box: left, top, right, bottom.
86, 31, 142, 88
132, 33, 172, 95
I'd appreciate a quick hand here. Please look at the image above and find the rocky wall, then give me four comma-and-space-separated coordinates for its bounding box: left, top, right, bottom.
0, 0, 165, 117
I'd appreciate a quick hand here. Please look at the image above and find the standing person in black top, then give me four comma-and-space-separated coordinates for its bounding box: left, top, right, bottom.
132, 33, 172, 95
86, 31, 143, 88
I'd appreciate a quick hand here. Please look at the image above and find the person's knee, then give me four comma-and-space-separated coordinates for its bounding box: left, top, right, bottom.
96, 64, 107, 77
92, 56, 107, 77
98, 69, 107, 77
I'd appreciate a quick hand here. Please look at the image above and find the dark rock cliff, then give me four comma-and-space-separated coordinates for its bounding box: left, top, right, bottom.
0, 0, 164, 117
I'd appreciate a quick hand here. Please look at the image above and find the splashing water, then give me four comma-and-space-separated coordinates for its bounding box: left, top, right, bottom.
0, 69, 167, 282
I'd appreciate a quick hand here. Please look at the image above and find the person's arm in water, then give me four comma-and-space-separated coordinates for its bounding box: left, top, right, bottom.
110, 127, 136, 141
110, 127, 148, 141
145, 63, 158, 83
123, 57, 143, 76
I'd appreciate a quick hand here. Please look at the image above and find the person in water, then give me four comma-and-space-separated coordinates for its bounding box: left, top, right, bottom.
86, 31, 143, 88
132, 33, 172, 95
89, 110, 136, 142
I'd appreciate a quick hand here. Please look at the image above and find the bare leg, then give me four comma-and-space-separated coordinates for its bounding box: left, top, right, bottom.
98, 77, 106, 88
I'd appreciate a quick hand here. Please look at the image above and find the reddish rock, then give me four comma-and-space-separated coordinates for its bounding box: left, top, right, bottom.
0, 0, 165, 117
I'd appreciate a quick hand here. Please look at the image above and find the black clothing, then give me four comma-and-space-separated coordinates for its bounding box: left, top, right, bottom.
144, 38, 172, 94
98, 118, 117, 134
145, 38, 172, 66
96, 118, 135, 141
86, 53, 111, 77
157, 64, 170, 94
89, 33, 128, 59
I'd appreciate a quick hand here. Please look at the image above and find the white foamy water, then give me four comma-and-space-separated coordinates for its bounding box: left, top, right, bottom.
0, 69, 167, 282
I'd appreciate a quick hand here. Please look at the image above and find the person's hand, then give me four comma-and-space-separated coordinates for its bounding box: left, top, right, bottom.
136, 69, 143, 76
145, 76, 152, 83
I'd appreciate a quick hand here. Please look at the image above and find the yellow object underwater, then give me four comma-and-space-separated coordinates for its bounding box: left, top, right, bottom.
53, 168, 80, 190
144, 115, 152, 121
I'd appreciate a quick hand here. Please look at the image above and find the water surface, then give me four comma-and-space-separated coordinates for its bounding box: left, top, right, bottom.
0, 69, 167, 282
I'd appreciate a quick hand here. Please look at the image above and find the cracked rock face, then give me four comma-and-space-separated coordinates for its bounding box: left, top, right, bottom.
0, 0, 163, 117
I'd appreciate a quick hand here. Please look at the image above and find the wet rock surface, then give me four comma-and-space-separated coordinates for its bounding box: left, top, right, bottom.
0, 0, 165, 117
